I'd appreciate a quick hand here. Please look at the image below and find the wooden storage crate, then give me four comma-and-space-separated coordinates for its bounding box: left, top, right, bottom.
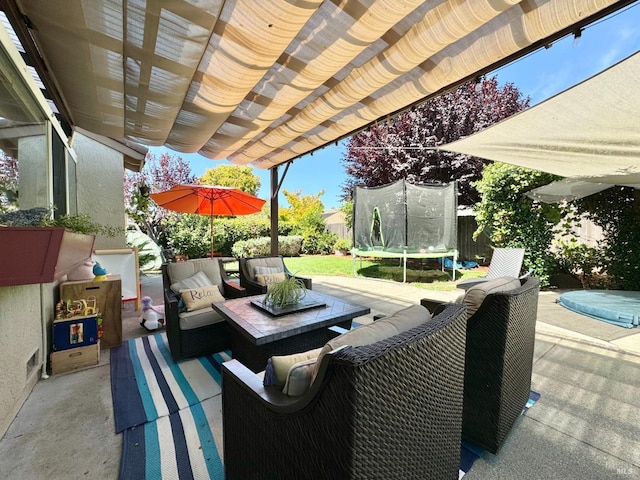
59, 276, 122, 349
50, 341, 100, 374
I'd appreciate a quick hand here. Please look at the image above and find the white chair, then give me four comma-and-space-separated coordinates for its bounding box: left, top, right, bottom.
457, 248, 525, 290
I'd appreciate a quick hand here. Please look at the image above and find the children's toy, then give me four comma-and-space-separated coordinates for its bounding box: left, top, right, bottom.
93, 262, 108, 281
140, 296, 165, 331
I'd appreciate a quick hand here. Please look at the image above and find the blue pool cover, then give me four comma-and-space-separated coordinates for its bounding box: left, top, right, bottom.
558, 290, 640, 328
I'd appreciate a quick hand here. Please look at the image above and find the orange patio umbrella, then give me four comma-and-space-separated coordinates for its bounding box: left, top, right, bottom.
150, 184, 266, 256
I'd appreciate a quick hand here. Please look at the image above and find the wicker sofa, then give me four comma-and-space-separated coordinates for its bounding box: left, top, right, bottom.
162, 258, 246, 361
421, 275, 540, 454
222, 303, 468, 480
238, 255, 312, 296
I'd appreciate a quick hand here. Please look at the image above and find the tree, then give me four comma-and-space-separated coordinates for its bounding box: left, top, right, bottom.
200, 164, 260, 195
281, 189, 336, 254
124, 152, 196, 246
473, 162, 561, 286
341, 76, 529, 206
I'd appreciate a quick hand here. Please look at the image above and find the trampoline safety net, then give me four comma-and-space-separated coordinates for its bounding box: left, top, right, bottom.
353, 180, 457, 254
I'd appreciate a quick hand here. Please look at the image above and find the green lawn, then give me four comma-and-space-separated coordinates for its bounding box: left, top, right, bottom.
281, 255, 487, 291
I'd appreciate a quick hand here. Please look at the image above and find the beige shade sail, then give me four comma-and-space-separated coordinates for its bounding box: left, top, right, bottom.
439, 51, 640, 185
524, 179, 614, 204
4, 0, 634, 169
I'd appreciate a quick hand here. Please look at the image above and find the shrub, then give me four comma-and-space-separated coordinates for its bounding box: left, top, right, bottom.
163, 213, 296, 258
300, 229, 338, 255
232, 235, 304, 258
41, 212, 122, 237
552, 238, 603, 288
333, 238, 351, 252
573, 186, 640, 290
165, 214, 211, 259
473, 163, 562, 287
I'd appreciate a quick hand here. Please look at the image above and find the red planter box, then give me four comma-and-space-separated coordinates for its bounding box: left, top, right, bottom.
0, 227, 95, 287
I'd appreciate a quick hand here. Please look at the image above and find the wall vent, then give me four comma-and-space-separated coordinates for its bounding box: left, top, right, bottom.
26, 350, 39, 379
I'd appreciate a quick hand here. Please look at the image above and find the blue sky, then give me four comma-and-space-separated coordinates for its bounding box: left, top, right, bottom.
149, 4, 640, 210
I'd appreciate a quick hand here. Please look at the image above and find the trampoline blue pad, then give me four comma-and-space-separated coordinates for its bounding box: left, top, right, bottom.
558, 290, 640, 328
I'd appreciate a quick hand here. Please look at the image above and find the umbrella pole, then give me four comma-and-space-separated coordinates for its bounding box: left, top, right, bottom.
210, 198, 214, 257
210, 215, 214, 257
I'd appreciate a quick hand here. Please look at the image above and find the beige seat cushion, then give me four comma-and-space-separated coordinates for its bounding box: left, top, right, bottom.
178, 307, 225, 330
459, 276, 522, 316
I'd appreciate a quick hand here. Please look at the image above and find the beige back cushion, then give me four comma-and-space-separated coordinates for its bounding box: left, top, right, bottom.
167, 259, 223, 287
460, 276, 522, 316
312, 304, 432, 380
246, 257, 285, 280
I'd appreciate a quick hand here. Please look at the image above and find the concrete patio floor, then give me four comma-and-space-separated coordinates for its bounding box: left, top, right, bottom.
0, 273, 638, 479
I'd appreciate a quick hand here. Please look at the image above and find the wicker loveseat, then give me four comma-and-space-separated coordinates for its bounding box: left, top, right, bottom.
162, 258, 246, 361
238, 255, 312, 296
222, 303, 468, 480
421, 275, 540, 454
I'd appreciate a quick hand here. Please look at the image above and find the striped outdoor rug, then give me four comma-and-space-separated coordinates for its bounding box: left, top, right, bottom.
110, 333, 229, 479
111, 332, 539, 480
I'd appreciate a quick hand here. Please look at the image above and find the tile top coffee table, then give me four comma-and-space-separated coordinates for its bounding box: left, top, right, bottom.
212, 291, 370, 372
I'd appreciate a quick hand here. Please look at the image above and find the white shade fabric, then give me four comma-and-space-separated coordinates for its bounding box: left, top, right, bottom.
524, 179, 613, 204
440, 51, 640, 185
8, 0, 630, 169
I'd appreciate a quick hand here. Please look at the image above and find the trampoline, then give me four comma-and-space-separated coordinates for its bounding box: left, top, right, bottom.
558, 290, 640, 328
352, 180, 458, 282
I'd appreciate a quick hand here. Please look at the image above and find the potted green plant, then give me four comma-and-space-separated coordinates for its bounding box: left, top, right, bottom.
333, 238, 351, 256
263, 276, 307, 308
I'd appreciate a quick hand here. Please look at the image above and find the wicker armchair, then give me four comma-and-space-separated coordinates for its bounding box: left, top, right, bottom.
238, 255, 312, 296
162, 258, 246, 361
421, 275, 539, 454
222, 303, 468, 480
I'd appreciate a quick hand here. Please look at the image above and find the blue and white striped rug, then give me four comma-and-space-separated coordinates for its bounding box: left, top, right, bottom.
111, 333, 229, 479
111, 332, 539, 480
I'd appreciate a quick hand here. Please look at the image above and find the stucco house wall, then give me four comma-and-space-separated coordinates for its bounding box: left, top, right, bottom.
73, 134, 127, 249
0, 282, 57, 436
0, 135, 130, 438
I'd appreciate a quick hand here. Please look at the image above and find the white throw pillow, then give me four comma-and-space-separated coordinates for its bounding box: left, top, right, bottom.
254, 265, 283, 275
282, 358, 317, 396
170, 270, 214, 294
